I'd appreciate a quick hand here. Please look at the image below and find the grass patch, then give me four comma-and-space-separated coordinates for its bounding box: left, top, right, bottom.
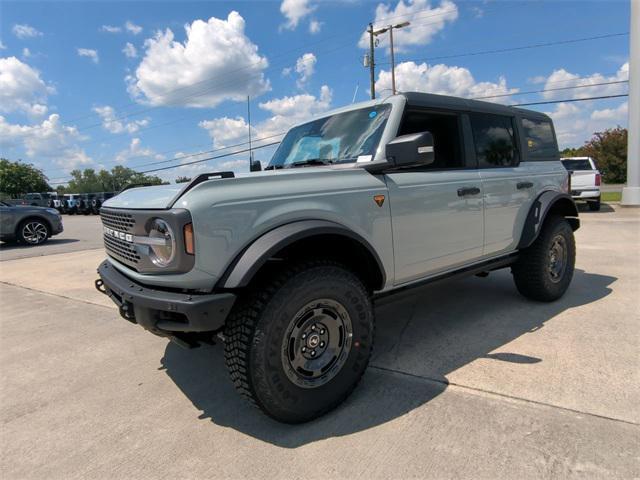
601, 191, 621, 202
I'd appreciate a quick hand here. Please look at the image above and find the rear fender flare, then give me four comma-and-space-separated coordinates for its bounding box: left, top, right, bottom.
518, 191, 579, 249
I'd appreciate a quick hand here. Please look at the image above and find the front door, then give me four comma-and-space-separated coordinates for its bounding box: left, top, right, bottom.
384, 109, 484, 285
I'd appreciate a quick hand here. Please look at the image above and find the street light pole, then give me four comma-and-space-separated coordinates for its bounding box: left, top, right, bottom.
371, 21, 410, 96
389, 26, 397, 95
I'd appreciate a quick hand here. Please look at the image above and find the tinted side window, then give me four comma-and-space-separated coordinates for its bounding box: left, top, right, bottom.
522, 117, 557, 160
470, 113, 518, 167
398, 110, 464, 169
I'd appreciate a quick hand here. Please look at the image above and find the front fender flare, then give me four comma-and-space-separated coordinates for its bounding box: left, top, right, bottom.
218, 220, 386, 289
518, 191, 579, 249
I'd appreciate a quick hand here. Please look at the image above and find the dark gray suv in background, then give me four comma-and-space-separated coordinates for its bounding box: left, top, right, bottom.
0, 201, 64, 245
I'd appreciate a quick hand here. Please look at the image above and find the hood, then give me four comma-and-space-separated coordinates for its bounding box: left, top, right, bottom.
103, 183, 186, 209
102, 167, 334, 210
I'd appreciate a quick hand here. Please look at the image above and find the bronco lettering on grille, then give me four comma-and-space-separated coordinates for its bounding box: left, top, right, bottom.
103, 226, 133, 243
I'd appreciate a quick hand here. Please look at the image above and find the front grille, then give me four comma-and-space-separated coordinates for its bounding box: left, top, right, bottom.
101, 210, 135, 232
100, 210, 139, 268
103, 235, 141, 266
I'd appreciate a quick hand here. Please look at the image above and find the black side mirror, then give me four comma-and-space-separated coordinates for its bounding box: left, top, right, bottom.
386, 131, 435, 168
250, 160, 262, 172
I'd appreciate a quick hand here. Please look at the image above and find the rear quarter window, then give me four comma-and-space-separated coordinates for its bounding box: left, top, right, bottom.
521, 117, 558, 161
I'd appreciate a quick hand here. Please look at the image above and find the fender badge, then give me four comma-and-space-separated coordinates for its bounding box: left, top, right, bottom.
374, 194, 385, 207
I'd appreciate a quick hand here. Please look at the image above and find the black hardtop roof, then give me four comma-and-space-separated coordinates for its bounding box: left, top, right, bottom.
401, 92, 551, 121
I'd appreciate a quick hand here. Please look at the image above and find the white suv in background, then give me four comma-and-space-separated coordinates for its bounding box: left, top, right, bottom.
561, 157, 601, 211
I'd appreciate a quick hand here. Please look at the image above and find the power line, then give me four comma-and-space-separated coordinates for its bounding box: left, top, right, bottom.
510, 94, 629, 106
378, 32, 629, 65
474, 79, 629, 100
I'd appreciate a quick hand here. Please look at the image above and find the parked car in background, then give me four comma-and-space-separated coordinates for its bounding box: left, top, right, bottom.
61, 194, 81, 214
23, 193, 54, 208
0, 201, 64, 245
92, 192, 116, 214
561, 157, 601, 211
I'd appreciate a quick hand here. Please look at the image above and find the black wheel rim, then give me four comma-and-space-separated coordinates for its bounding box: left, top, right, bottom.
22, 222, 47, 244
547, 234, 567, 283
281, 299, 353, 389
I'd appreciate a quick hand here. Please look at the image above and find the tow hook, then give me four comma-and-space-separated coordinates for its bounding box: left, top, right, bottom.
95, 278, 107, 294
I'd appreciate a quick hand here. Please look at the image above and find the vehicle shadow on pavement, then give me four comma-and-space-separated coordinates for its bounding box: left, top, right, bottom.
160, 268, 615, 448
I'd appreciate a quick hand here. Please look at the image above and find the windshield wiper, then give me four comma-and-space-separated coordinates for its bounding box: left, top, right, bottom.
288, 158, 334, 168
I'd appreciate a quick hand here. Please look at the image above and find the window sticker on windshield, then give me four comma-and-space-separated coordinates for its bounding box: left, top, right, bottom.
369, 111, 377, 119
357, 155, 373, 162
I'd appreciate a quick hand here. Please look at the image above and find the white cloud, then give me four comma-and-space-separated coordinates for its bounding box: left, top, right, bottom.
0, 40, 7, 50
359, 0, 458, 52
22, 47, 31, 58
199, 116, 251, 148
127, 12, 269, 108
0, 114, 92, 168
0, 56, 53, 116
280, 0, 314, 30
375, 61, 517, 99
199, 85, 333, 155
541, 63, 628, 100
122, 42, 138, 58
309, 20, 322, 34
590, 102, 628, 121
77, 48, 99, 64
114, 137, 163, 164
93, 105, 149, 134
125, 21, 143, 35
101, 25, 122, 33
12, 24, 43, 39
295, 52, 316, 89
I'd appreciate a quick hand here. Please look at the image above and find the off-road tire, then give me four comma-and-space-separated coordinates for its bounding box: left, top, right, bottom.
224, 259, 375, 423
588, 196, 601, 211
512, 215, 575, 302
17, 218, 50, 245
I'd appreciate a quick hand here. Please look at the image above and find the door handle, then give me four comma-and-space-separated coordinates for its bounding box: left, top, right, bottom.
517, 181, 533, 190
457, 187, 481, 197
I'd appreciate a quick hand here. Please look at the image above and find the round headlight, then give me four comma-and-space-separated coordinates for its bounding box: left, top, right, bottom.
148, 219, 175, 267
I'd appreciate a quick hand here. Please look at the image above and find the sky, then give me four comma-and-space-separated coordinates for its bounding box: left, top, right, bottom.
0, 0, 631, 185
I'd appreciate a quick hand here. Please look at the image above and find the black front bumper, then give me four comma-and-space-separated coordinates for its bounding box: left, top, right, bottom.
96, 260, 236, 334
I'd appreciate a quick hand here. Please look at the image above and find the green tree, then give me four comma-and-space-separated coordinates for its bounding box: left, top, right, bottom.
581, 127, 627, 184
63, 165, 167, 193
0, 158, 51, 197
175, 176, 192, 183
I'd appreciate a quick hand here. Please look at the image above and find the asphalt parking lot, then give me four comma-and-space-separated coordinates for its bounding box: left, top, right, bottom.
1, 206, 638, 479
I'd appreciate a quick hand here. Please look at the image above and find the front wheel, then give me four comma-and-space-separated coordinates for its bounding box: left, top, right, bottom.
17, 219, 50, 245
512, 215, 575, 301
224, 260, 374, 423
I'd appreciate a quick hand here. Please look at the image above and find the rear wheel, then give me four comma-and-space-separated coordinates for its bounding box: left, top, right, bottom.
588, 196, 601, 211
224, 259, 374, 423
17, 219, 50, 245
512, 215, 575, 301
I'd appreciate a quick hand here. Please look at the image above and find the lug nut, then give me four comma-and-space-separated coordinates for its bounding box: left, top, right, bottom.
320, 341, 325, 347
311, 325, 316, 331
311, 350, 316, 356
302, 346, 306, 352
320, 329, 325, 334
302, 333, 307, 339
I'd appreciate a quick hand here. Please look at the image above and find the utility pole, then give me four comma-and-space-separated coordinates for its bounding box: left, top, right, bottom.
622, 0, 640, 205
247, 95, 253, 169
368, 23, 376, 99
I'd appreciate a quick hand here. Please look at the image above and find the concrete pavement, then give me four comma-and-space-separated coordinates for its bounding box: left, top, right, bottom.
0, 208, 638, 479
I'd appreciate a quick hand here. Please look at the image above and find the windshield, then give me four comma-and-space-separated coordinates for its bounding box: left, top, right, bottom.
267, 104, 391, 169
561, 159, 593, 171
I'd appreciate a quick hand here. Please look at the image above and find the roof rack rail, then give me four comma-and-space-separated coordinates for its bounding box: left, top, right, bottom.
120, 183, 153, 192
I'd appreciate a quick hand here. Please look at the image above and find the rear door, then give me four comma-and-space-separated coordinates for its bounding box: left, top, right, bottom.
384, 109, 484, 285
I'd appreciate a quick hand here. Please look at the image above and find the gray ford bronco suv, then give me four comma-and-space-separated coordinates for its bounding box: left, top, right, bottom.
96, 92, 579, 423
